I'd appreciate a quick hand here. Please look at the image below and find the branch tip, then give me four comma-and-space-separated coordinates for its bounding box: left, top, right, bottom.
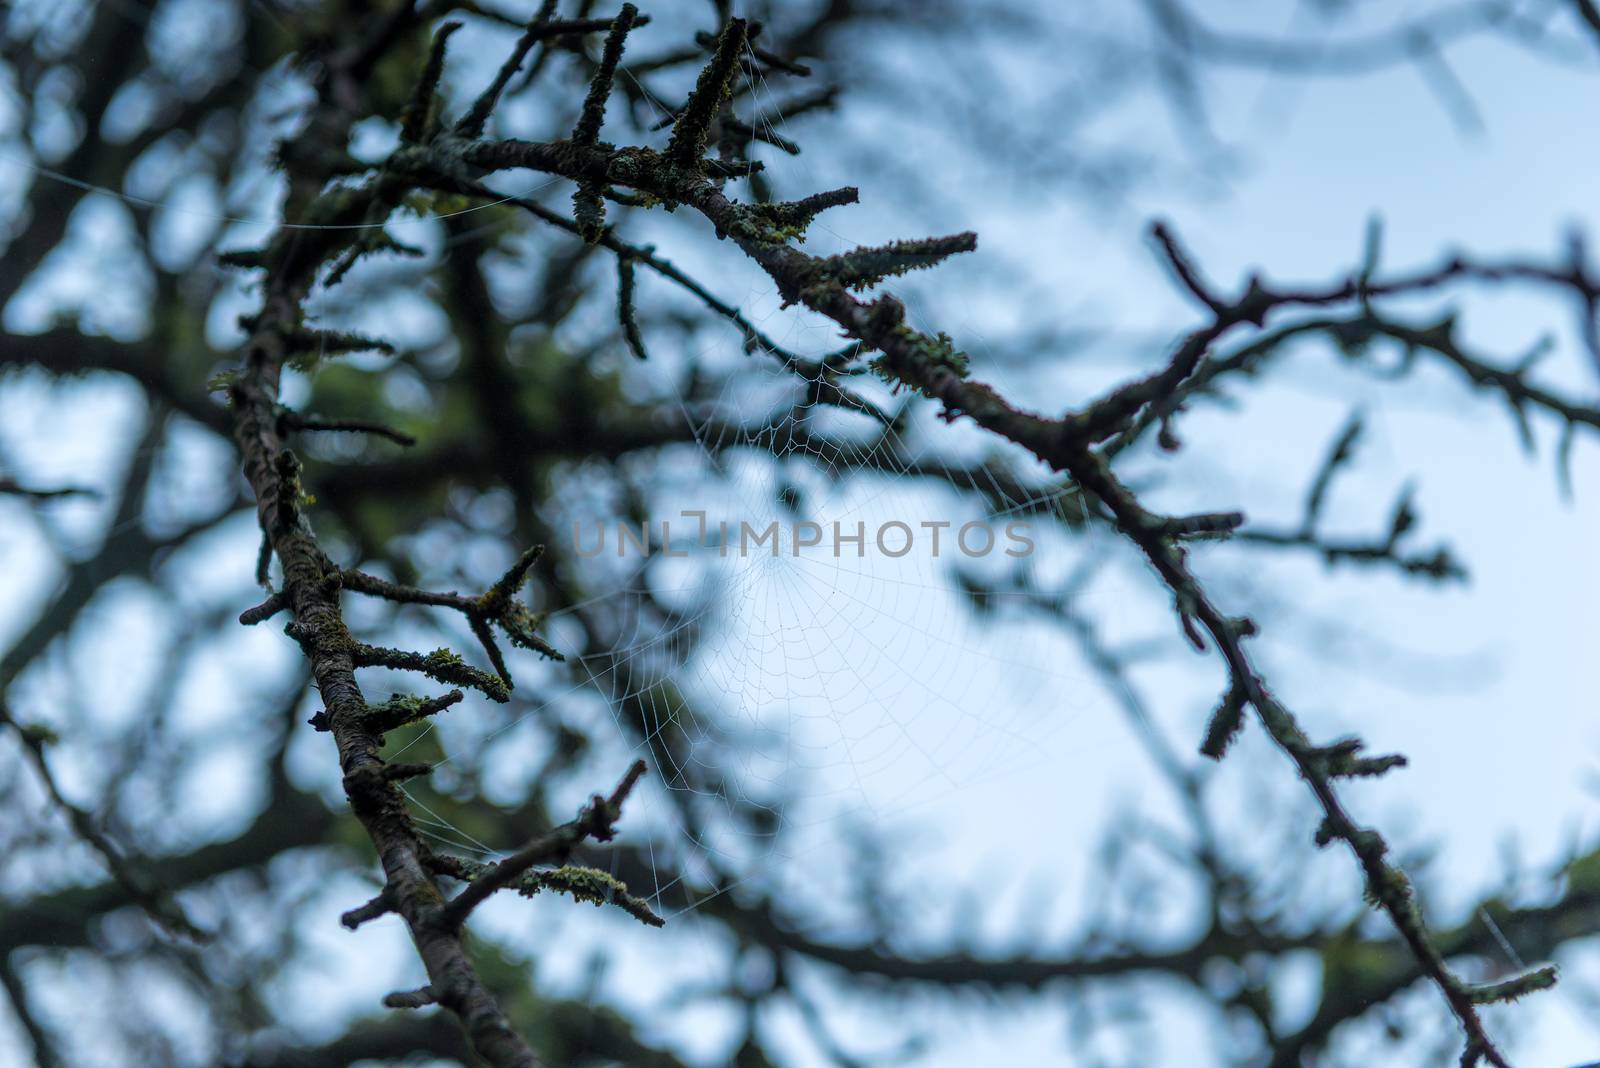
666, 17, 749, 166
400, 21, 463, 143
572, 4, 639, 146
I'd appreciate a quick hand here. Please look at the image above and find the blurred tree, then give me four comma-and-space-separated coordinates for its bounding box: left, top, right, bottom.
2, 2, 1600, 1067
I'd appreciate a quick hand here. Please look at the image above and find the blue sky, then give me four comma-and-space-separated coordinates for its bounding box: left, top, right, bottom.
2, 2, 1599, 1065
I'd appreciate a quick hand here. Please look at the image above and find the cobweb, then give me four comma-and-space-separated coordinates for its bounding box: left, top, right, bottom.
387, 25, 1097, 929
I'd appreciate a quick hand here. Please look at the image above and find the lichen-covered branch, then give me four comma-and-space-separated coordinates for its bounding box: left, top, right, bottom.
213, 12, 647, 1067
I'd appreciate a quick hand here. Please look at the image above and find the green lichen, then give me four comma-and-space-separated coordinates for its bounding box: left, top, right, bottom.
727, 208, 808, 246
870, 328, 969, 395
352, 689, 465, 735
498, 602, 561, 659
521, 864, 626, 904
604, 147, 686, 210
725, 191, 858, 246
282, 327, 395, 372
424, 647, 465, 673
819, 233, 978, 293
514, 864, 663, 927
273, 449, 317, 522
1464, 965, 1559, 1005
607, 146, 656, 186
363, 694, 426, 731
352, 639, 509, 701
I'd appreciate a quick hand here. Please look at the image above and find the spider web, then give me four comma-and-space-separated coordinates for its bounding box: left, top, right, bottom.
389, 27, 1097, 930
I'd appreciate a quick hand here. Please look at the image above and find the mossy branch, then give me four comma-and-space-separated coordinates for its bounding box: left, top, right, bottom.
731, 187, 859, 244
438, 760, 649, 927
334, 545, 560, 692
350, 642, 511, 702
310, 689, 465, 734
666, 18, 747, 166
436, 856, 663, 928
572, 4, 639, 146
817, 233, 979, 292
1462, 964, 1558, 1005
